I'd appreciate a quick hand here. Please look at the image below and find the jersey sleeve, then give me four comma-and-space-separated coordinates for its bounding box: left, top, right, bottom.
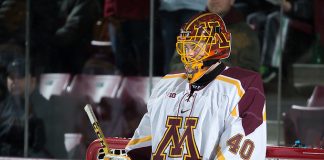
215, 73, 267, 160
125, 112, 152, 160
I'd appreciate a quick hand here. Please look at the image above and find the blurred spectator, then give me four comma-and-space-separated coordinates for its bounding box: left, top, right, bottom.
312, 0, 324, 65
169, 0, 260, 72
0, 58, 46, 157
0, 0, 26, 44
243, 0, 276, 47
0, 0, 53, 74
0, 43, 24, 101
159, 0, 207, 74
48, 0, 101, 74
82, 18, 119, 75
314, 0, 324, 49
208, 0, 261, 71
105, 0, 150, 76
260, 0, 314, 83
1, 0, 100, 74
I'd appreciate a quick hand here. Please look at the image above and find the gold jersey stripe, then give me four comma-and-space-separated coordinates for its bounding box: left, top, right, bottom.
230, 106, 238, 117
126, 135, 152, 147
163, 73, 187, 79
216, 75, 244, 98
216, 146, 225, 160
263, 110, 267, 121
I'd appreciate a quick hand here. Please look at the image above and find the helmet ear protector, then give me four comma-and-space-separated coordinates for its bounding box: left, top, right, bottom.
176, 12, 231, 84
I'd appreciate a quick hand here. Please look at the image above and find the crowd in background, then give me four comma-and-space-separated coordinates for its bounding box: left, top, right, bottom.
0, 0, 323, 158
0, 0, 320, 77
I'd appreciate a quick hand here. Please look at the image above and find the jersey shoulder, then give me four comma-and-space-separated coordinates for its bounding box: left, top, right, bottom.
219, 67, 263, 92
151, 73, 187, 98
220, 67, 266, 135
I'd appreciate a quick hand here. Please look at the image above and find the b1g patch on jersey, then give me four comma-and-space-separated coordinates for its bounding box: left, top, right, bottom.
167, 92, 177, 98
152, 116, 202, 160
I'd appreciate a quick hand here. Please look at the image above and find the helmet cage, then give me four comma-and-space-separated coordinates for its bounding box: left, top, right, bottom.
176, 28, 219, 70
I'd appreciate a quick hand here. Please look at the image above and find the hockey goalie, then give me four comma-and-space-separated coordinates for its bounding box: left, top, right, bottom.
124, 12, 267, 160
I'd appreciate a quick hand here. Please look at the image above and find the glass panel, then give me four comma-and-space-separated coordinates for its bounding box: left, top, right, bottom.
0, 0, 30, 157
0, 0, 323, 159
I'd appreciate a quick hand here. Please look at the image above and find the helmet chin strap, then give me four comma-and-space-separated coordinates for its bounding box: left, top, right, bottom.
186, 59, 221, 84
187, 60, 225, 99
193, 60, 225, 86
203, 59, 219, 68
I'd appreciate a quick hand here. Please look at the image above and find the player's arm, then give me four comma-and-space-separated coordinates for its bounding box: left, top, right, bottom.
215, 74, 267, 160
125, 112, 152, 160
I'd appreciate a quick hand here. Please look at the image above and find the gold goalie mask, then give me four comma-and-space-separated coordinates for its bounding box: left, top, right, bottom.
176, 12, 231, 84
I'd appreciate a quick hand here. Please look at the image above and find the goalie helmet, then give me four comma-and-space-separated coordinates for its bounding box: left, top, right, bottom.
176, 12, 231, 84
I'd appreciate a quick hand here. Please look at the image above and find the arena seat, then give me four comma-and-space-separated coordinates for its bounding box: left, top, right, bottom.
307, 85, 324, 107
39, 73, 71, 100
67, 74, 122, 103
284, 105, 324, 148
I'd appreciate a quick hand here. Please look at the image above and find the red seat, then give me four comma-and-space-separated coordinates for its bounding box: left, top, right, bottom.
283, 86, 324, 147
67, 74, 122, 103
284, 105, 324, 148
39, 73, 71, 100
307, 85, 324, 107
86, 137, 324, 160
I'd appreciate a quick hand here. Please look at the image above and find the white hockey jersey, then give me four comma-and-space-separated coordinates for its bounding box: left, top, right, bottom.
126, 66, 267, 160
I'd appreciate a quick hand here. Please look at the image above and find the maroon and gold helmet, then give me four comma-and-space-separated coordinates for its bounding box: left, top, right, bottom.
176, 12, 231, 83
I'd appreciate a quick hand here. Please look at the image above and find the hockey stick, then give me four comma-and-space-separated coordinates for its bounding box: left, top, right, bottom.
84, 104, 111, 155
84, 104, 130, 160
